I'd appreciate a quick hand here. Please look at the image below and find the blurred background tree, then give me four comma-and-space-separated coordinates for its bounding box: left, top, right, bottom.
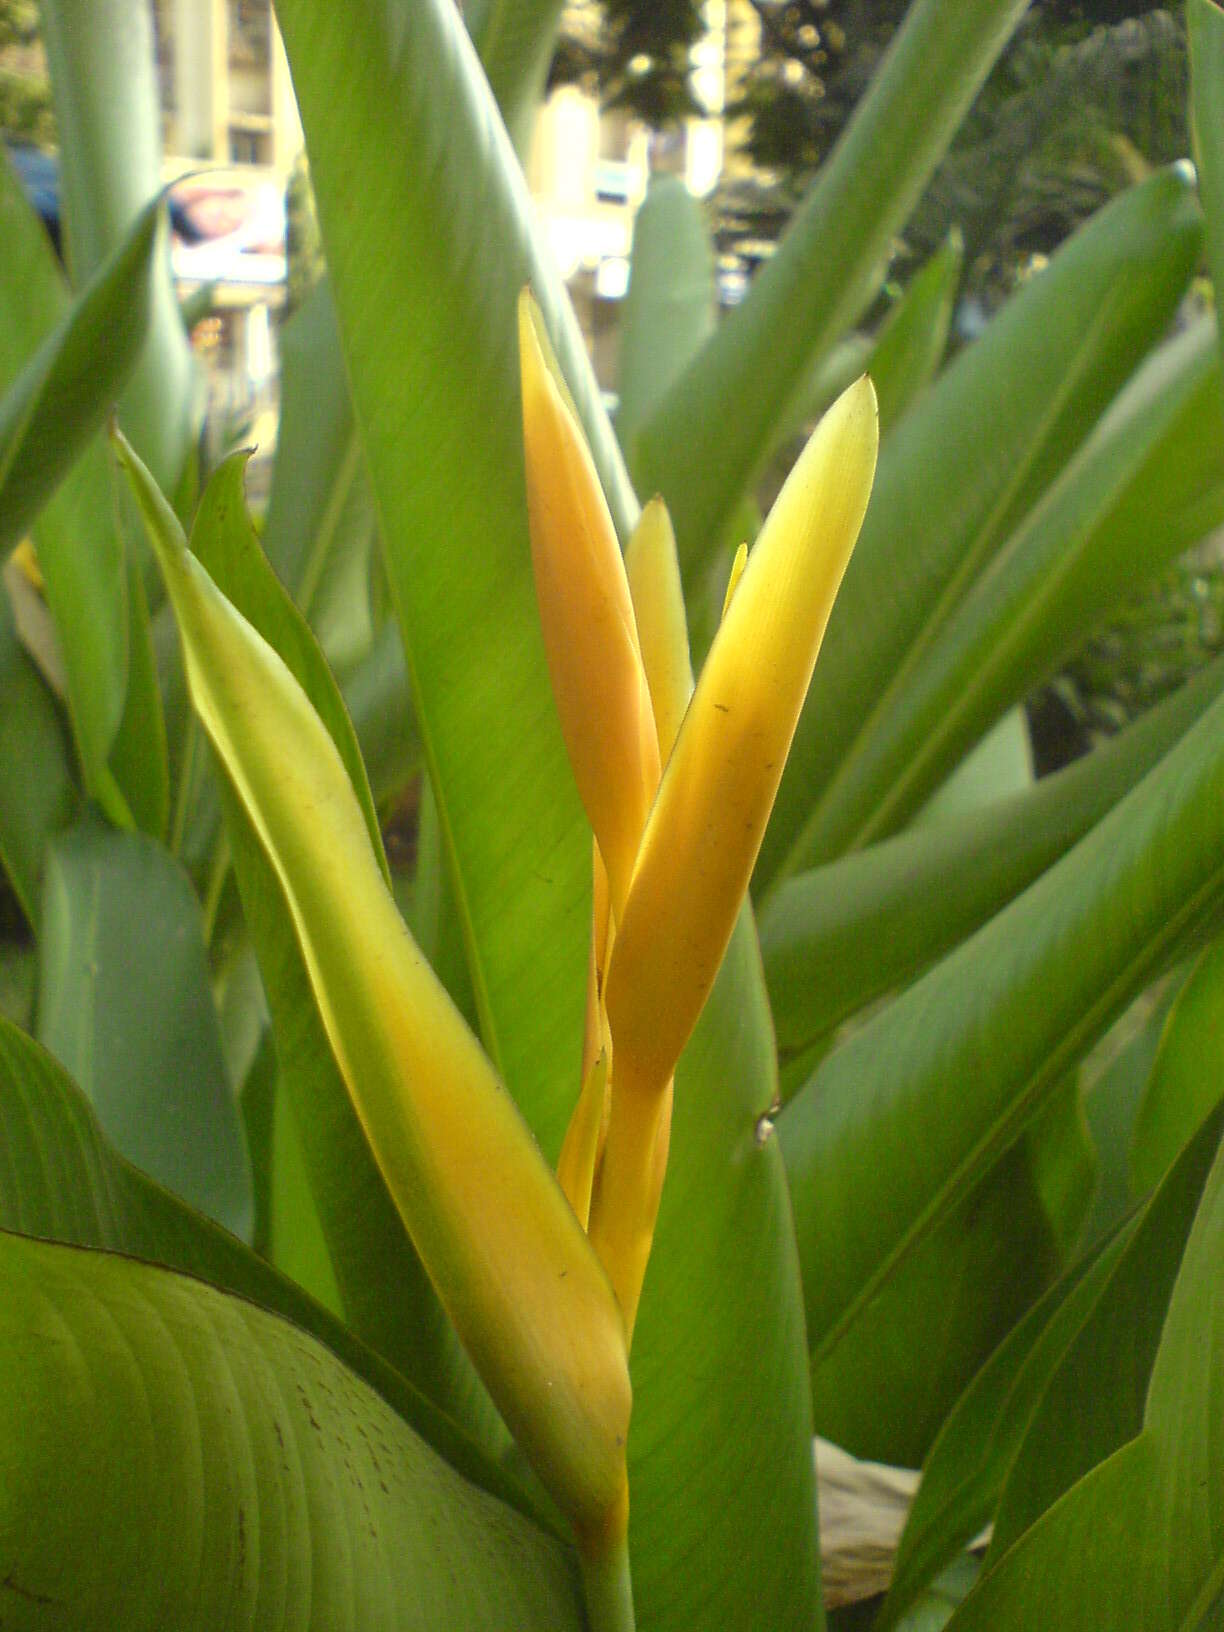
553, 2, 1189, 308
0, 0, 53, 144
551, 1, 1220, 773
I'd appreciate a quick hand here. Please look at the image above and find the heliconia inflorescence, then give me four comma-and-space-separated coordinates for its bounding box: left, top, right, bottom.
518, 289, 879, 1339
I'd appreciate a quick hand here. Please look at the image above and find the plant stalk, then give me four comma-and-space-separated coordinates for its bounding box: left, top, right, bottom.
579, 1532, 635, 1632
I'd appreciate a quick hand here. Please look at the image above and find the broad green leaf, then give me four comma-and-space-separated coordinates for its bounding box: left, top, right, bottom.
39, 0, 195, 490
37, 817, 253, 1239
188, 454, 498, 1447
632, 0, 1030, 573
761, 166, 1203, 889
0, 194, 161, 556
1130, 937, 1224, 1208
0, 155, 129, 818
779, 679, 1224, 1371
269, 1064, 344, 1315
911, 709, 1032, 826
627, 914, 821, 1630
1077, 1006, 1169, 1249
762, 656, 1224, 1057
0, 1012, 542, 1525
616, 176, 716, 472
989, 1104, 1224, 1558
259, 277, 378, 632
868, 229, 963, 437
1190, 0, 1224, 372
878, 1228, 1133, 1629
341, 617, 420, 813
274, 1, 822, 1622
190, 454, 387, 881
0, 1231, 582, 1629
105, 548, 170, 837
465, 0, 566, 157
275, 0, 633, 1133
802, 317, 1224, 856
409, 770, 481, 1032
810, 1134, 1063, 1469
0, 574, 77, 928
944, 1109, 1224, 1630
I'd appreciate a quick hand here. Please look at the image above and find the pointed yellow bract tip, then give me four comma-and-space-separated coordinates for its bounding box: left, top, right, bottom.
586, 378, 878, 1315
721, 541, 749, 621
518, 290, 660, 920
625, 497, 693, 762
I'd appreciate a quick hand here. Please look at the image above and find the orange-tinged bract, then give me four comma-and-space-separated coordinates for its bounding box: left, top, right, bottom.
518, 292, 660, 923
518, 286, 878, 1340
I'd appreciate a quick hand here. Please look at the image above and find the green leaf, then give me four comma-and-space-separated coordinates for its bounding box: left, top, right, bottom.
779, 678, 1224, 1372
1190, 0, 1224, 376
275, 0, 633, 1132
761, 656, 1224, 1058
188, 453, 497, 1446
268, 1064, 344, 1315
259, 277, 377, 622
810, 1134, 1063, 1469
1130, 937, 1224, 1206
868, 229, 963, 437
760, 166, 1203, 889
632, 0, 1031, 573
39, 0, 196, 491
912, 710, 1032, 825
801, 317, 1224, 856
274, 2, 821, 1622
0, 1230, 582, 1629
628, 914, 821, 1630
878, 1227, 1133, 1629
341, 617, 420, 813
0, 156, 129, 818
0, 572, 77, 928
989, 1104, 1224, 1559
0, 1011, 545, 1526
943, 1108, 1224, 1630
0, 194, 161, 557
465, 0, 566, 156
616, 176, 716, 473
105, 549, 170, 837
37, 816, 253, 1238
1077, 1005, 1168, 1248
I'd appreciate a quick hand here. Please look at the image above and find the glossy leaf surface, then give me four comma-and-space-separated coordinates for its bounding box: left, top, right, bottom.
761, 166, 1202, 887
945, 1110, 1224, 1629
0, 195, 160, 556
1131, 938, 1224, 1196
0, 579, 77, 928
616, 176, 716, 473
802, 318, 1224, 855
781, 681, 1224, 1368
867, 229, 962, 436
37, 817, 253, 1238
762, 655, 1224, 1056
879, 1229, 1131, 1629
0, 1230, 582, 1629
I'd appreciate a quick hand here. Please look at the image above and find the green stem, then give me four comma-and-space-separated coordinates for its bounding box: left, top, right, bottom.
579, 1533, 635, 1632
168, 715, 197, 858
202, 833, 231, 946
